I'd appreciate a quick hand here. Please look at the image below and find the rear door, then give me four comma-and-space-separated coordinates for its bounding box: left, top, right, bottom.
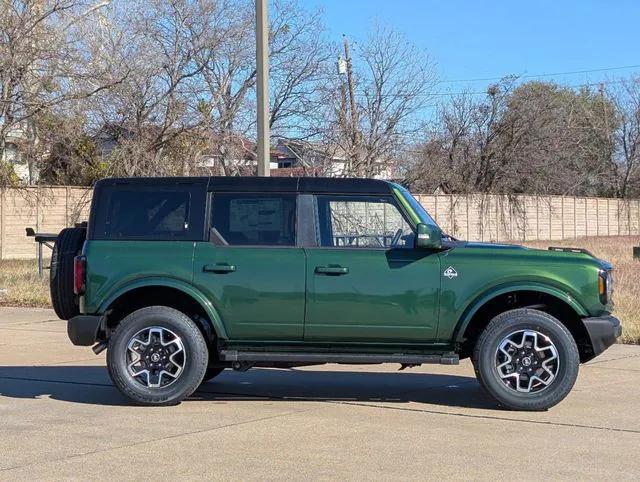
85, 180, 206, 314
192, 192, 306, 341
303, 194, 441, 343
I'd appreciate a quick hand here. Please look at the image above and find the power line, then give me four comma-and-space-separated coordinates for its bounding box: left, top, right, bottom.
392, 78, 633, 99
439, 63, 640, 84
437, 78, 631, 96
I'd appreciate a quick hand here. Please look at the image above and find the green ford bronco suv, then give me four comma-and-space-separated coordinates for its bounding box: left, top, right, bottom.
51, 176, 620, 410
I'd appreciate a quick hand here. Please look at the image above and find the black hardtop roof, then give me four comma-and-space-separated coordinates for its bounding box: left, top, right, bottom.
96, 176, 395, 194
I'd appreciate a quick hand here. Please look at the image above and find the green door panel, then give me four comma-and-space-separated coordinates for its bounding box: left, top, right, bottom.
304, 248, 441, 342
83, 241, 196, 314
192, 243, 306, 340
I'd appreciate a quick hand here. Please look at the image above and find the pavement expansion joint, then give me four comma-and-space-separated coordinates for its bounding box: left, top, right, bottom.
0, 406, 321, 473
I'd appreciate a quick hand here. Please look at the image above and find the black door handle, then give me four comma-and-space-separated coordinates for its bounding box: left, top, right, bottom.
315, 265, 349, 275
203, 263, 236, 274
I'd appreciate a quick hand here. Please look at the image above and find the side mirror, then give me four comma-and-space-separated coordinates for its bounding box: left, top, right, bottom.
415, 223, 442, 249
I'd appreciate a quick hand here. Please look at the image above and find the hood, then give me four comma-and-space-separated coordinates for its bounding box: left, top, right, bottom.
443, 239, 528, 251
448, 239, 611, 270
462, 241, 527, 250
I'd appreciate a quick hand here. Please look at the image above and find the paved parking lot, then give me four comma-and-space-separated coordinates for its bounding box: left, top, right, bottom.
1, 307, 640, 480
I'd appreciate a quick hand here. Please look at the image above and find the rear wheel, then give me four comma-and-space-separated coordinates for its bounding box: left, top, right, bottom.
50, 227, 86, 320
473, 309, 579, 411
107, 306, 208, 406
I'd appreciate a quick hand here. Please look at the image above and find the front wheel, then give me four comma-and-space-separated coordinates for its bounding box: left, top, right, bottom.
107, 306, 208, 406
473, 309, 579, 411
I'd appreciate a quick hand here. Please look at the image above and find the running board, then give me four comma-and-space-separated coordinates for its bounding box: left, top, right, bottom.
219, 350, 459, 365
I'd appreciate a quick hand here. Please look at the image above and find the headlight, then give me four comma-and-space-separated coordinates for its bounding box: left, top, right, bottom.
598, 270, 614, 305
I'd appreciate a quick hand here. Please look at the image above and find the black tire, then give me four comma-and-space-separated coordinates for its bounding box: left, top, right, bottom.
50, 227, 86, 320
107, 306, 208, 406
473, 308, 580, 411
202, 367, 225, 384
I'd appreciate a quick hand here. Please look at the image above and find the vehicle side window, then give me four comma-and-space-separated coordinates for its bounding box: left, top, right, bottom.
211, 193, 296, 246
92, 185, 205, 240
315, 195, 414, 248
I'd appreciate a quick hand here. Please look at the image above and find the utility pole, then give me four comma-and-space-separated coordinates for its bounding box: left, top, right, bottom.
255, 0, 270, 176
336, 57, 348, 143
598, 81, 612, 190
342, 36, 360, 175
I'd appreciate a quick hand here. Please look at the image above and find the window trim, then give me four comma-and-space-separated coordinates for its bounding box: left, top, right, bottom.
206, 191, 300, 249
90, 184, 206, 241
310, 193, 416, 251
297, 194, 316, 247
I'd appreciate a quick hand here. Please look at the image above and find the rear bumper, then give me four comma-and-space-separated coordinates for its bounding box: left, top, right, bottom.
582, 315, 621, 358
67, 315, 105, 346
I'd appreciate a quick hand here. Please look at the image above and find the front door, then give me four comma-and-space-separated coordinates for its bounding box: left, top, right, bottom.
304, 194, 441, 343
193, 192, 305, 341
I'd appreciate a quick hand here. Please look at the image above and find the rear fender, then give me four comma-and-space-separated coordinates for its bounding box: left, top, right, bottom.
98, 277, 228, 339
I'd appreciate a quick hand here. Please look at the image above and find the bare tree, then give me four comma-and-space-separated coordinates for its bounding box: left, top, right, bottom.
268, 1, 329, 137
20, 0, 330, 180
498, 82, 618, 196
609, 77, 640, 198
5, 0, 634, 198
404, 79, 516, 193
36, 108, 104, 185
407, 79, 620, 196
323, 26, 436, 178
192, 0, 257, 175
0, 0, 121, 185
85, 0, 217, 177
193, 0, 329, 175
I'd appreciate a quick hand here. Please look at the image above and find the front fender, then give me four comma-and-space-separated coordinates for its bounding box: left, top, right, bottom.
452, 282, 589, 344
98, 277, 229, 340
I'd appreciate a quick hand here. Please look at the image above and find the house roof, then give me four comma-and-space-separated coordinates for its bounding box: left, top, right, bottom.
274, 139, 348, 164
270, 167, 323, 177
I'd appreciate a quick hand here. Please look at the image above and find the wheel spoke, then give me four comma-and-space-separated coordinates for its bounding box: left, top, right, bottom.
146, 370, 162, 388
128, 365, 148, 378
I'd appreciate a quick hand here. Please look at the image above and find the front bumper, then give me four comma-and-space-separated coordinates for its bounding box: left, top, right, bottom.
582, 315, 621, 358
67, 315, 105, 346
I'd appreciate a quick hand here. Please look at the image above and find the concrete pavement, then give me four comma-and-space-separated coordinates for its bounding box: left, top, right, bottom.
1, 307, 639, 480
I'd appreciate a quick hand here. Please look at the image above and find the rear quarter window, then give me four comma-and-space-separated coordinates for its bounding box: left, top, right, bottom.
90, 184, 206, 240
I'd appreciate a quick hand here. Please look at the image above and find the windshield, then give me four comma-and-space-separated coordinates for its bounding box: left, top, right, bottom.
393, 185, 439, 228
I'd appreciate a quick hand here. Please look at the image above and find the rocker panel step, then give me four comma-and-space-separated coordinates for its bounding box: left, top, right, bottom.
220, 350, 459, 365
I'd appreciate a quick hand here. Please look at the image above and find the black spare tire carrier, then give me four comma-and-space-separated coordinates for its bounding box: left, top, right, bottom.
50, 226, 86, 320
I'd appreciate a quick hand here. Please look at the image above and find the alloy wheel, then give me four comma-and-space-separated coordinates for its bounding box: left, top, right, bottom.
495, 329, 559, 393
126, 326, 186, 388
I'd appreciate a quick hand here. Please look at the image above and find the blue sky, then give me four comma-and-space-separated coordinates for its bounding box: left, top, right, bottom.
305, 0, 640, 95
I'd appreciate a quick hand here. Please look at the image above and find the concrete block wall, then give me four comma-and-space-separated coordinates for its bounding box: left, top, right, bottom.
0, 187, 92, 259
415, 194, 640, 242
0, 187, 638, 259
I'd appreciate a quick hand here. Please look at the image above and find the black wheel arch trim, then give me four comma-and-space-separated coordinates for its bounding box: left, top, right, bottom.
451, 283, 590, 344
96, 278, 229, 340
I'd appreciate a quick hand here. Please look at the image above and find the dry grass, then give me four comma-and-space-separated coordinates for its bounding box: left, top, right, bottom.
1, 237, 638, 343
526, 236, 640, 344
0, 259, 50, 308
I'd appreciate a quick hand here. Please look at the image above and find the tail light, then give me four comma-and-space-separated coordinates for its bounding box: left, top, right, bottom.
74, 255, 86, 295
